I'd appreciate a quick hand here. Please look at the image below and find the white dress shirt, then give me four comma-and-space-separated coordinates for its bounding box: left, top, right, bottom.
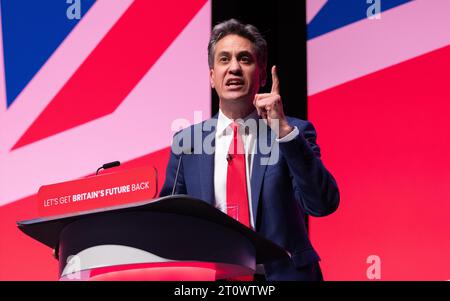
213, 109, 299, 229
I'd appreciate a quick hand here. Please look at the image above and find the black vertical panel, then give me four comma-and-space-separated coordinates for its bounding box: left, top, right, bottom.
211, 1, 309, 231
211, 0, 307, 119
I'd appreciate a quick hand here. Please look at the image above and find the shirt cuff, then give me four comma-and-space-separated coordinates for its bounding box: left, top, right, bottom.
276, 126, 299, 143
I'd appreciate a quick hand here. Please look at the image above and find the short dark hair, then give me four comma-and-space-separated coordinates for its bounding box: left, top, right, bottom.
208, 19, 267, 70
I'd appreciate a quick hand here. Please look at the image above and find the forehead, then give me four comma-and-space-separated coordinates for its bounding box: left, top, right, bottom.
214, 34, 255, 55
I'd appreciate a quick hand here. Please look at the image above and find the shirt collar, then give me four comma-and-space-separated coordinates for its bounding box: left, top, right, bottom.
216, 109, 259, 137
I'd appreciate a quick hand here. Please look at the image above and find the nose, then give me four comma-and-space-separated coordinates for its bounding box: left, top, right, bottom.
228, 57, 242, 75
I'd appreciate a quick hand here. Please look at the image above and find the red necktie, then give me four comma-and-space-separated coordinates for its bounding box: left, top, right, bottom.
226, 123, 254, 280
226, 122, 251, 228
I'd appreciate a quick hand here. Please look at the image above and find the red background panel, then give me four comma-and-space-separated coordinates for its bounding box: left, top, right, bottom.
309, 45, 450, 280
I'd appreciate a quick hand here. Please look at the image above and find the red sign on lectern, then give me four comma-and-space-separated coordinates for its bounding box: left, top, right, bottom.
37, 166, 157, 218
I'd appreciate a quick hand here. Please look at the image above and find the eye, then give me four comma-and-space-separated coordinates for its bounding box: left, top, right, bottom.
219, 56, 229, 63
240, 55, 252, 64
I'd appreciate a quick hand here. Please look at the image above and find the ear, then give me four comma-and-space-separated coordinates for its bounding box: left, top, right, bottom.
210, 69, 215, 88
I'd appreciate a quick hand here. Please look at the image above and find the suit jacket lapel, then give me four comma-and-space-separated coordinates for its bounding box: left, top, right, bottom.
197, 116, 217, 206
251, 119, 277, 226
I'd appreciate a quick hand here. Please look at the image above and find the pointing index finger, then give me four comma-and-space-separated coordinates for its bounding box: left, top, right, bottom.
271, 65, 280, 94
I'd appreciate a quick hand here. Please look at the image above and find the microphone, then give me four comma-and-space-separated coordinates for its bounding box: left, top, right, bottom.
96, 161, 120, 175
172, 147, 193, 195
226, 154, 233, 162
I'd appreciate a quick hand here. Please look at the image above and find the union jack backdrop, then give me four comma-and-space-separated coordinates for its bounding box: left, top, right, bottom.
0, 0, 211, 280
1, 0, 449, 281
307, 0, 450, 280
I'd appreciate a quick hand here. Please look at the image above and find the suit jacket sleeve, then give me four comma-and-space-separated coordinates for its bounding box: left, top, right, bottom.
279, 120, 340, 217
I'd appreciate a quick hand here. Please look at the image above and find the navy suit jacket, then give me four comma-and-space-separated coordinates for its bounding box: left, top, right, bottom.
160, 115, 340, 280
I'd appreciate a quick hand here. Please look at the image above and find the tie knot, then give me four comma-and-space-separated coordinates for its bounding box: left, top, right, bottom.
229, 122, 244, 155
231, 122, 239, 134
231, 121, 247, 138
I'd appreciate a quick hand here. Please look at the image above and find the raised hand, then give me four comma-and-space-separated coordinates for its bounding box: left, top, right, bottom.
253, 66, 292, 138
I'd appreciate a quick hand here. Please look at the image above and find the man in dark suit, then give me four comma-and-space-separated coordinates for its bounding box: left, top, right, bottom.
160, 19, 339, 281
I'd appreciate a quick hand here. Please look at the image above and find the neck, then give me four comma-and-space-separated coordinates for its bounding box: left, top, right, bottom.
219, 99, 254, 120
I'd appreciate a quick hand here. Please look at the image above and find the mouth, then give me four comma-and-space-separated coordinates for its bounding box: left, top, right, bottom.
225, 78, 244, 88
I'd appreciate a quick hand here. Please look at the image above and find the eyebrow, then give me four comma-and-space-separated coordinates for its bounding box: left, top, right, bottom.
237, 51, 253, 58
216, 50, 254, 58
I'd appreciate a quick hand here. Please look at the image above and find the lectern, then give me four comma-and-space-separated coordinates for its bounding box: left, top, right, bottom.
17, 168, 288, 280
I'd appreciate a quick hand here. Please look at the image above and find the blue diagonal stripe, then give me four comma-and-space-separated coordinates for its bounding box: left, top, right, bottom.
1, 0, 96, 108
308, 0, 413, 40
